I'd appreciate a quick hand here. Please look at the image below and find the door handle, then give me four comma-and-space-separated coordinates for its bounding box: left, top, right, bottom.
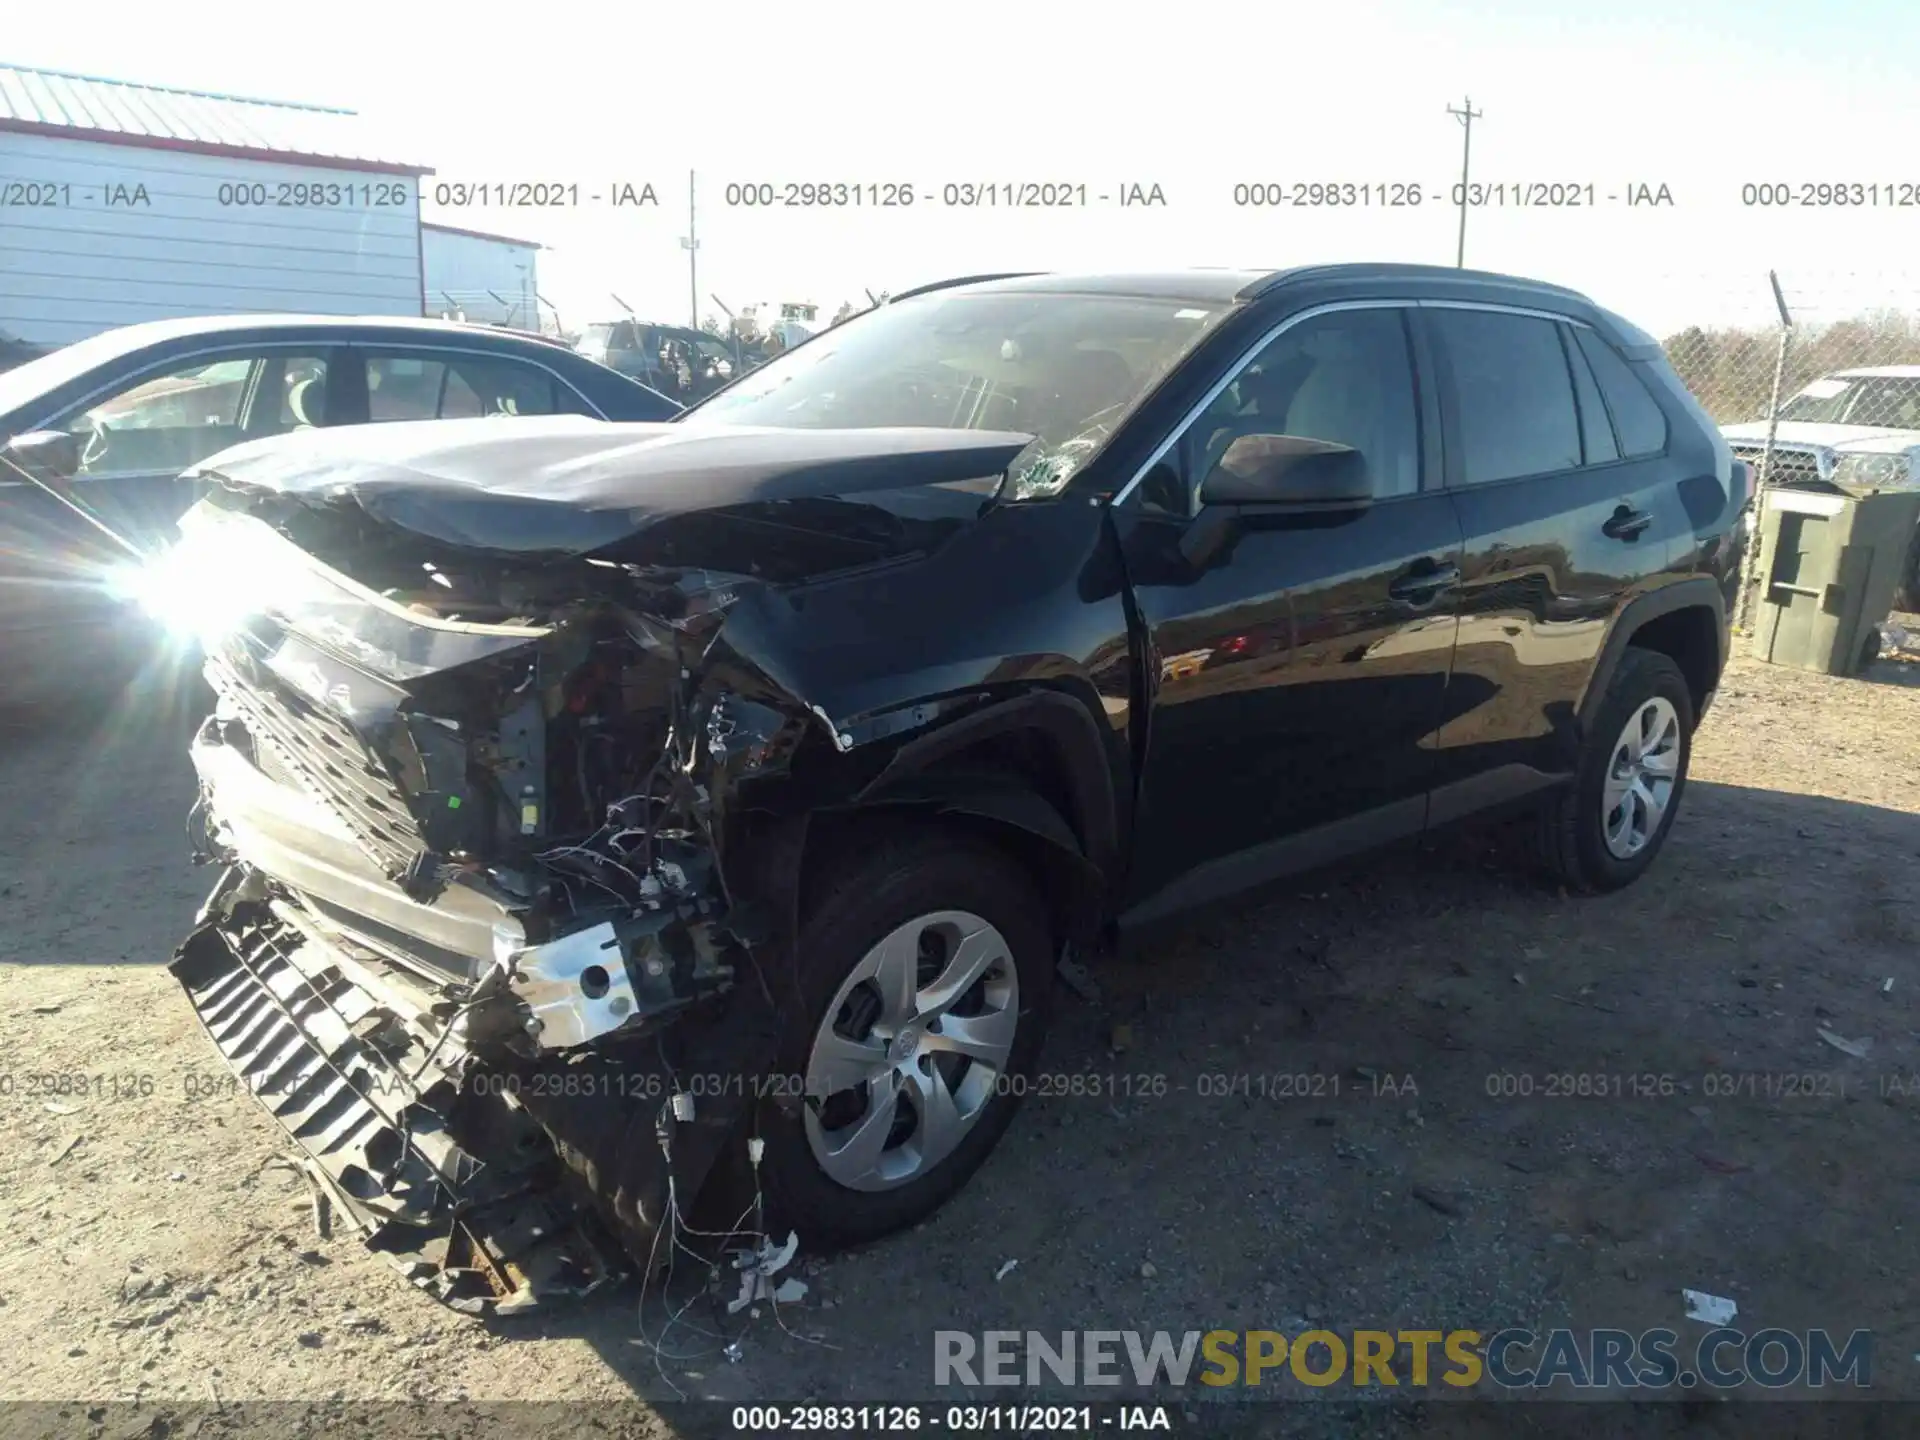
1603, 506, 1654, 541
1388, 563, 1461, 605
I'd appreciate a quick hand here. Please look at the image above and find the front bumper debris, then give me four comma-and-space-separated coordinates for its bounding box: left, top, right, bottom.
169, 874, 621, 1315
169, 867, 781, 1315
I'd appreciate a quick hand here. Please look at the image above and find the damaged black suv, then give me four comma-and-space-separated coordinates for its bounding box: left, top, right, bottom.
148, 265, 1747, 1312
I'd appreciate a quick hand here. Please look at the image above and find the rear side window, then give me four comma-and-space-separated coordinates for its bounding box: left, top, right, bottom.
439, 356, 562, 417
1573, 328, 1669, 457
1562, 326, 1619, 465
1430, 309, 1582, 485
367, 355, 447, 421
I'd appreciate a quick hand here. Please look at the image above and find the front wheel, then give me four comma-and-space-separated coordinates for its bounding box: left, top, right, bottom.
1537, 648, 1695, 892
758, 824, 1054, 1248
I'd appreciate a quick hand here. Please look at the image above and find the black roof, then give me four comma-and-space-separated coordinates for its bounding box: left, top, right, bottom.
897, 264, 1657, 353
907, 271, 1268, 304
907, 263, 1598, 310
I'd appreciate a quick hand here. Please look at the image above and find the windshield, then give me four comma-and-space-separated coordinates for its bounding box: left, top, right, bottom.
1777, 374, 1920, 429
685, 290, 1228, 491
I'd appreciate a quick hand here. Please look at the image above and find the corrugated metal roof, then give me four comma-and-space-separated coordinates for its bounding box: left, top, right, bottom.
0, 64, 432, 174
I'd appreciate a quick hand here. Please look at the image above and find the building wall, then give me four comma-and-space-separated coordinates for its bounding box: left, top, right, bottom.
0, 129, 423, 347
420, 228, 539, 329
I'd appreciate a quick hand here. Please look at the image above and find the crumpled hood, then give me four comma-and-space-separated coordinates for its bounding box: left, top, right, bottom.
1720, 419, 1920, 453
184, 416, 1035, 556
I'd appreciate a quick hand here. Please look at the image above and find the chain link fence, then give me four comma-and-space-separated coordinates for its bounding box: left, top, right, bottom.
1659, 274, 1920, 629
423, 289, 563, 338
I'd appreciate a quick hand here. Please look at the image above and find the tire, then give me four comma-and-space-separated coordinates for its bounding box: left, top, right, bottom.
758, 822, 1054, 1249
1537, 647, 1695, 893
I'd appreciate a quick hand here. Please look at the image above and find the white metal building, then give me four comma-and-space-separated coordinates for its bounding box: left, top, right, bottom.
420, 222, 543, 331
0, 64, 432, 349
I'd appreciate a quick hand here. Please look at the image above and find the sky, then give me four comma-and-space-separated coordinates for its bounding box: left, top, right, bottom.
9, 0, 1920, 338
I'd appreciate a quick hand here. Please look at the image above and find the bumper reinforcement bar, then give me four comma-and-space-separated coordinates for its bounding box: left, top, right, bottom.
168, 874, 620, 1315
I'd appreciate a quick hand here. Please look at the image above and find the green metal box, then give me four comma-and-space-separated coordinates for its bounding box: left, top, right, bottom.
1747, 485, 1920, 675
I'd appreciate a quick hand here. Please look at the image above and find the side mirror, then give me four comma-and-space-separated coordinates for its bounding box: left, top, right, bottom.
1197, 434, 1371, 509
2, 429, 82, 486
1179, 436, 1372, 573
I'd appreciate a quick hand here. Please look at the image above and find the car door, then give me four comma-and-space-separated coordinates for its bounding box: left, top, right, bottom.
1420, 304, 1691, 818
1111, 302, 1466, 925
5, 345, 339, 589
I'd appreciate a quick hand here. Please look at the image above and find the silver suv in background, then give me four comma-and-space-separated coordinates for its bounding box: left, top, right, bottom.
1720, 367, 1920, 606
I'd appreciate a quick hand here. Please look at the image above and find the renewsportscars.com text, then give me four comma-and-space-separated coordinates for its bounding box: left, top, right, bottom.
934, 1327, 1873, 1390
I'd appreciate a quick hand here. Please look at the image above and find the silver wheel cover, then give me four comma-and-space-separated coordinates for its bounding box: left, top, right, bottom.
1602, 695, 1682, 860
802, 909, 1019, 1192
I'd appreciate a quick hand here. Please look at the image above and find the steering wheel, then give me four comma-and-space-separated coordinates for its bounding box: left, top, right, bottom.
77, 415, 112, 471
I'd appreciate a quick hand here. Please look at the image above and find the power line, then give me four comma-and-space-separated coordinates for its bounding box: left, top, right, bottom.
1447, 97, 1483, 269
681, 170, 700, 329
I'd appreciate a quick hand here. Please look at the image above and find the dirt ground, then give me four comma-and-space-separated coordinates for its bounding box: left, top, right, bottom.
5, 631, 1920, 1436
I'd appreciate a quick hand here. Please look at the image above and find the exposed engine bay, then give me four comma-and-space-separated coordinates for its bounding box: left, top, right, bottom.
172, 505, 794, 1311
154, 420, 1039, 1313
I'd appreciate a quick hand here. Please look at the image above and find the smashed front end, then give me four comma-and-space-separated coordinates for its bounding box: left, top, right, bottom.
162, 487, 802, 1315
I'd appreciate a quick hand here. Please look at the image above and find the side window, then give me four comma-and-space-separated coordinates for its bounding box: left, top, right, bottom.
365, 352, 561, 420
440, 367, 484, 419
1572, 328, 1668, 458
1850, 378, 1920, 430
82, 359, 253, 430
366, 354, 448, 421
442, 356, 562, 417
1562, 326, 1619, 466
604, 323, 646, 374
52, 352, 327, 478
548, 376, 599, 417
1429, 310, 1581, 485
1177, 307, 1421, 508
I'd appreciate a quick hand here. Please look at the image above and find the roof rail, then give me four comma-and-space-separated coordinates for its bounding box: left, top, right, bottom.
1235, 262, 1590, 302
885, 272, 1047, 304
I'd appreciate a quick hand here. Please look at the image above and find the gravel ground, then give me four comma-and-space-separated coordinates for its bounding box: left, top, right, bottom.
4, 633, 1920, 1436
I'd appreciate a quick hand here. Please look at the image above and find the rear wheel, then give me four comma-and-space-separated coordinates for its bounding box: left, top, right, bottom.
1538, 647, 1694, 892
758, 824, 1054, 1248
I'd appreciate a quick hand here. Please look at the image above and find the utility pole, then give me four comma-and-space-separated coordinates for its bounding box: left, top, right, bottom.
1447, 97, 1482, 268
680, 170, 700, 329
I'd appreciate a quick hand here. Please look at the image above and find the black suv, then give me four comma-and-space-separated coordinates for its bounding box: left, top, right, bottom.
148, 265, 1747, 1311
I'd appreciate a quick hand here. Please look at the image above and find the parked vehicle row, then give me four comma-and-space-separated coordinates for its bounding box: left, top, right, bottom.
572, 319, 748, 404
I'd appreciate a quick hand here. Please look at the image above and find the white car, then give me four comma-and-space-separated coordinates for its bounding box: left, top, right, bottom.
1720, 366, 1920, 606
